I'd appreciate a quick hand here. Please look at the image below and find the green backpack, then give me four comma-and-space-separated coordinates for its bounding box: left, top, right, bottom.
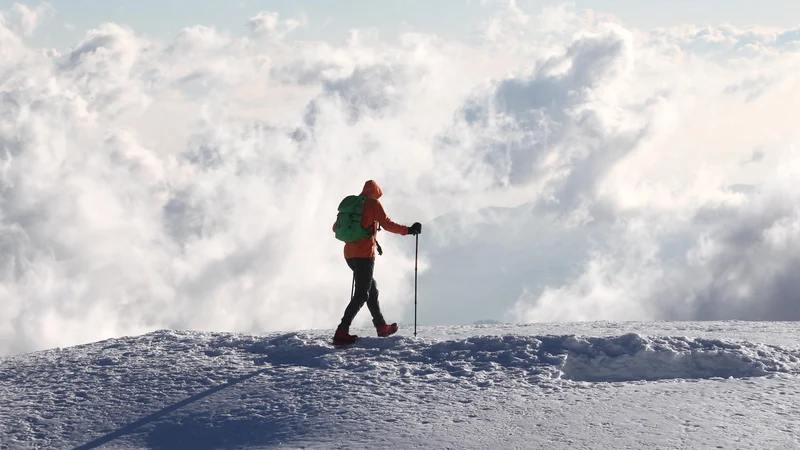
334, 195, 373, 242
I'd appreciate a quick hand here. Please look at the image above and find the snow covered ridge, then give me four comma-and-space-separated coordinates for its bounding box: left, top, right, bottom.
5, 329, 796, 385
2, 328, 800, 449
249, 331, 800, 383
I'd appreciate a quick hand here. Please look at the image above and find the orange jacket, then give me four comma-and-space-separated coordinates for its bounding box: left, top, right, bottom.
333, 180, 409, 259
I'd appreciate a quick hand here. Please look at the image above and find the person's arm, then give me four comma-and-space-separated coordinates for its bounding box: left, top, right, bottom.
373, 199, 409, 235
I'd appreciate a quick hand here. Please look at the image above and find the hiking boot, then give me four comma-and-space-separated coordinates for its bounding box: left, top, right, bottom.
332, 328, 359, 346
376, 323, 398, 337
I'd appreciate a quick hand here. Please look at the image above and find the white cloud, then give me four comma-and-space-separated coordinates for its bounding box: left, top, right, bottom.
2, 2, 800, 355
1, 2, 54, 37
247, 11, 305, 41
650, 23, 800, 58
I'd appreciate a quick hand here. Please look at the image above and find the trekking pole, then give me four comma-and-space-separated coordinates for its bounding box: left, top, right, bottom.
414, 233, 419, 337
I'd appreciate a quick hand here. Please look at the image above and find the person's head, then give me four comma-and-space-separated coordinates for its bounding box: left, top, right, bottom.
360, 180, 383, 199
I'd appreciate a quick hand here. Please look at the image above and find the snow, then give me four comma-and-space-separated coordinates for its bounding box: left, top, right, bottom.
2, 322, 800, 449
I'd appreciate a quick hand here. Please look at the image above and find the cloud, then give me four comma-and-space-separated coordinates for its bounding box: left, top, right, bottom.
513, 173, 800, 323
2, 2, 800, 355
508, 16, 800, 324
247, 11, 305, 41
1, 2, 54, 37
649, 23, 800, 57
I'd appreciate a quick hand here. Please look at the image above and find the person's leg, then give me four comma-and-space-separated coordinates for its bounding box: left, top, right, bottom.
337, 258, 375, 331
365, 276, 386, 327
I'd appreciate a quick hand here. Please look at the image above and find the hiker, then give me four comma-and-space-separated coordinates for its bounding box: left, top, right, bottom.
331, 180, 422, 345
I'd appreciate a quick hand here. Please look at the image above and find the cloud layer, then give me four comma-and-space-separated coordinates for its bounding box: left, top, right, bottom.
2, 3, 800, 355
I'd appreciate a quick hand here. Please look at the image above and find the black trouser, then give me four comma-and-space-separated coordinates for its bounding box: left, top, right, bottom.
338, 258, 386, 331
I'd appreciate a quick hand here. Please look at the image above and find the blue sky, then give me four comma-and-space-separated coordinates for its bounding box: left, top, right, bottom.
5, 0, 800, 49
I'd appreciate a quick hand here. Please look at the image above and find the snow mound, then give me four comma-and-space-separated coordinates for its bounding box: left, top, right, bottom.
556, 334, 800, 382
3, 328, 800, 449
247, 331, 800, 383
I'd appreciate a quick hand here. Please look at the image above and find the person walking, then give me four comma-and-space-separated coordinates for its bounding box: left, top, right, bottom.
331, 180, 421, 345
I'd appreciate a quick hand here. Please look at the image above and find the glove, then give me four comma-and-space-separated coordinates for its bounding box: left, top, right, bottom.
408, 222, 422, 235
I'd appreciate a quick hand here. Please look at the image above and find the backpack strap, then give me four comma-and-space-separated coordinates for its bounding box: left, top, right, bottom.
375, 222, 382, 255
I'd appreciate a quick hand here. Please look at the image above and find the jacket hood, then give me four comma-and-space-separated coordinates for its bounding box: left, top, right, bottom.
360, 180, 383, 199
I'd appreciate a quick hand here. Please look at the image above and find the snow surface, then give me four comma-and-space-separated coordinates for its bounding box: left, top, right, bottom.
2, 321, 800, 449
